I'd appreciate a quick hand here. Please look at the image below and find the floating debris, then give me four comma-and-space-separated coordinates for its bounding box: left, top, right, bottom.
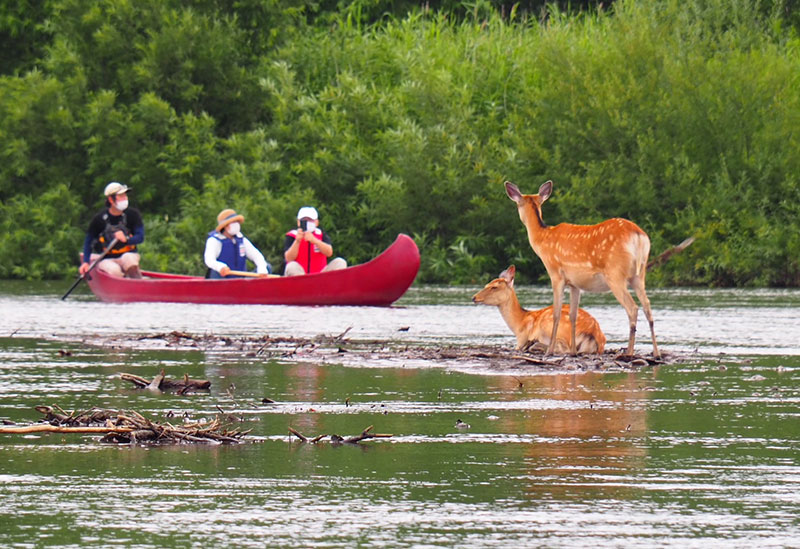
288, 425, 392, 445
0, 405, 250, 445
120, 369, 210, 394
90, 330, 685, 374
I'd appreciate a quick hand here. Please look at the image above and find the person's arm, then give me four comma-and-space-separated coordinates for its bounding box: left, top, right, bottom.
203, 237, 229, 275
128, 213, 144, 245
307, 231, 333, 258
82, 233, 93, 265
79, 215, 102, 275
80, 234, 94, 275
117, 209, 144, 244
284, 232, 301, 262
242, 237, 268, 274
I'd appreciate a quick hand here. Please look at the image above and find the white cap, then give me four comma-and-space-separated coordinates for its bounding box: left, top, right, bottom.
296, 206, 318, 220
104, 182, 131, 196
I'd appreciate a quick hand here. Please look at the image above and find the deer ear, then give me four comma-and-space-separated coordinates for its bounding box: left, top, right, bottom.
499, 265, 516, 287
504, 181, 522, 204
538, 180, 553, 202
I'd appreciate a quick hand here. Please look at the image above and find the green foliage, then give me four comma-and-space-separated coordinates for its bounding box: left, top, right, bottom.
0, 183, 84, 278
0, 0, 53, 74
1, 0, 800, 287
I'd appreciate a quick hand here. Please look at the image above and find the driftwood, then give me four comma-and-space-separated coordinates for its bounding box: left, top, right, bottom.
0, 424, 133, 435
35, 404, 120, 425
289, 424, 392, 444
120, 369, 211, 394
288, 427, 327, 444
0, 405, 249, 445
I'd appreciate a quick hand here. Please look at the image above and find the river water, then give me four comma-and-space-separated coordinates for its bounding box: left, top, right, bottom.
0, 281, 799, 547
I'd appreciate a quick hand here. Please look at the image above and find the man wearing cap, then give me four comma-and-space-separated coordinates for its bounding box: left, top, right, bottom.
79, 182, 144, 278
204, 209, 271, 278
283, 206, 347, 276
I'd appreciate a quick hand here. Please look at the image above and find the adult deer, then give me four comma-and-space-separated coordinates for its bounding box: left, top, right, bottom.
504, 180, 660, 358
472, 265, 606, 354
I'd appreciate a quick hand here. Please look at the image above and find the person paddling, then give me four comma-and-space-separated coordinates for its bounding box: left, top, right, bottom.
79, 182, 144, 279
204, 209, 271, 278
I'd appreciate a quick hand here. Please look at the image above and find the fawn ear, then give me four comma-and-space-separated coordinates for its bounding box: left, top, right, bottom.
504, 181, 522, 204
499, 265, 516, 287
538, 180, 553, 202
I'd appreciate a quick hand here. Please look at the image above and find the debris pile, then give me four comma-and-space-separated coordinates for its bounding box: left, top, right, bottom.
0, 405, 250, 445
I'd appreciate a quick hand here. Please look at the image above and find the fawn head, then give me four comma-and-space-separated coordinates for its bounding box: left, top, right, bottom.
505, 180, 552, 228
472, 265, 516, 305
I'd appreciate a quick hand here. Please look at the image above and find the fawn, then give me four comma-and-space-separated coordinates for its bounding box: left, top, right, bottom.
472, 265, 606, 354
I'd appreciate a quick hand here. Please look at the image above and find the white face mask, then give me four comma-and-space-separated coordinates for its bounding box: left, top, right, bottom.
226, 222, 241, 235
115, 199, 129, 211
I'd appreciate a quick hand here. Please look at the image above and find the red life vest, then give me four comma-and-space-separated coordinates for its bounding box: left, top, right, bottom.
286, 228, 328, 274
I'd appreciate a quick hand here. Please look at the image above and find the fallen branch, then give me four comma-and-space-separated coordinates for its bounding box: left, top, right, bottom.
289, 424, 391, 444
335, 425, 393, 444
120, 370, 210, 393
512, 355, 563, 366
288, 426, 327, 444
0, 424, 134, 435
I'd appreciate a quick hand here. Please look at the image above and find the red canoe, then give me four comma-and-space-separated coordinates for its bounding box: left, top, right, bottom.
84, 234, 420, 306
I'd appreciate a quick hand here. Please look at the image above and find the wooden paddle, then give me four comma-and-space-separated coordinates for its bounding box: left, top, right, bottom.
228, 270, 280, 278
61, 237, 120, 300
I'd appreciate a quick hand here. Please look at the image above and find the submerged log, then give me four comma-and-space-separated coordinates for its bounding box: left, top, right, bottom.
120, 370, 211, 394
289, 424, 392, 445
288, 426, 327, 444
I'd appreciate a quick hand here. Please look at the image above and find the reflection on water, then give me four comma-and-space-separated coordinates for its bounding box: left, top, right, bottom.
0, 285, 799, 546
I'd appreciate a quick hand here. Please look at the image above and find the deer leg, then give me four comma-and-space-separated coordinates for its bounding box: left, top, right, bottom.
609, 281, 638, 356
568, 286, 581, 356
632, 276, 660, 359
547, 278, 566, 355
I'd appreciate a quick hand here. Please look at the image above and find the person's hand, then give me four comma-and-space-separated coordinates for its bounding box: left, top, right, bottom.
296, 228, 306, 241
79, 262, 90, 276
219, 266, 231, 277
113, 230, 128, 243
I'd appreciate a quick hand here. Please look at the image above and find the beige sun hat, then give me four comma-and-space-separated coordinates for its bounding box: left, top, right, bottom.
104, 182, 131, 196
216, 209, 245, 232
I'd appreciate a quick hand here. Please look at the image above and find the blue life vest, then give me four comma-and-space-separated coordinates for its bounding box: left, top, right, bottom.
208, 231, 246, 272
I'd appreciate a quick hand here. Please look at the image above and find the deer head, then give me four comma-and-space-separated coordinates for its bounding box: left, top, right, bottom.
505, 180, 551, 228
472, 265, 516, 306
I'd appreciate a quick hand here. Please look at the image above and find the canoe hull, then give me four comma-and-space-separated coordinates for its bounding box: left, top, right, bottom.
85, 234, 420, 306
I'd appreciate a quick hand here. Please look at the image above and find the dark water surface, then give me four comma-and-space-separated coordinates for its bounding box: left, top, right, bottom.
1, 282, 799, 547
